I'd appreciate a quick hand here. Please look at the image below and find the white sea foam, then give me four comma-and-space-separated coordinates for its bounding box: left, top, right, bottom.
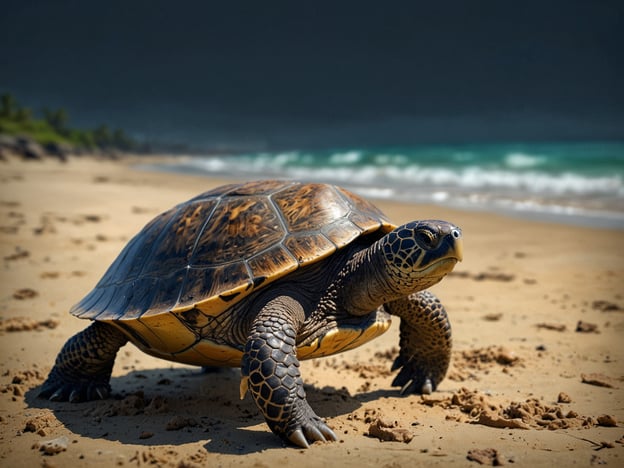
374, 153, 409, 165
504, 152, 546, 169
431, 191, 450, 202
329, 151, 362, 165
265, 151, 301, 167
185, 156, 623, 197
140, 149, 624, 229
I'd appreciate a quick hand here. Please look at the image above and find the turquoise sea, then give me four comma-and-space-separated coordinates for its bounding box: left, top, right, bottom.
139, 141, 624, 229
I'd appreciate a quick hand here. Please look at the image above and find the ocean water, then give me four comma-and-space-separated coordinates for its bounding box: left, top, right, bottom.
139, 141, 624, 229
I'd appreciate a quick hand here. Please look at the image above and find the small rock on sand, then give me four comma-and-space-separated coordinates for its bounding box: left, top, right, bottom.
581, 373, 618, 389
423, 388, 597, 431
166, 415, 198, 431
575, 321, 599, 333
596, 414, 617, 427
33, 436, 69, 455
475, 409, 530, 430
366, 418, 414, 443
536, 323, 567, 332
467, 448, 504, 465
23, 414, 54, 436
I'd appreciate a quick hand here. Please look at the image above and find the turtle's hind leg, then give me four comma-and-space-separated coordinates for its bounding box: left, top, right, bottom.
39, 321, 128, 402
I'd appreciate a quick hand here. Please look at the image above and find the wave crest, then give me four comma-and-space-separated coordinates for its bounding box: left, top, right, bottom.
138, 144, 624, 228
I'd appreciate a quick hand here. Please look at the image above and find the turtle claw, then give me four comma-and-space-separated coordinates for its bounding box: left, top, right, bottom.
288, 429, 309, 448
391, 342, 447, 395
69, 389, 80, 403
421, 378, 433, 395
279, 399, 337, 448
399, 377, 433, 395
39, 374, 111, 403
48, 388, 66, 402
392, 356, 440, 395
399, 378, 415, 395
95, 386, 108, 400
391, 355, 404, 372
319, 425, 338, 442
287, 420, 337, 448
305, 426, 326, 442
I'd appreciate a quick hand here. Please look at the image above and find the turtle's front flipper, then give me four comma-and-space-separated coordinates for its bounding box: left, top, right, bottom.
384, 291, 452, 395
241, 295, 338, 448
39, 322, 128, 402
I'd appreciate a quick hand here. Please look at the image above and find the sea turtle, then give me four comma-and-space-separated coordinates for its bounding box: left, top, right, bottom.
40, 180, 463, 448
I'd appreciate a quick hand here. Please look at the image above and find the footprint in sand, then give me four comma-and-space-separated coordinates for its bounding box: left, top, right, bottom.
12, 288, 38, 300
450, 271, 516, 282
132, 206, 153, 214
0, 316, 59, 332
33, 213, 59, 235
40, 271, 86, 279
3, 247, 30, 261
33, 212, 104, 232
0, 211, 26, 234
535, 322, 567, 332
592, 300, 622, 312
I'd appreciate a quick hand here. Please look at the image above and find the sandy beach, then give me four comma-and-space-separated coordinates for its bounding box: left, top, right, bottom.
0, 155, 622, 467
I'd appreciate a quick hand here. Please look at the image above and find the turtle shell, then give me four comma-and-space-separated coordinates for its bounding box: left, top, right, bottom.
71, 180, 394, 363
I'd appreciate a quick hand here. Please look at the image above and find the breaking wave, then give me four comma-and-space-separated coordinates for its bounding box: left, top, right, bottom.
138, 141, 624, 228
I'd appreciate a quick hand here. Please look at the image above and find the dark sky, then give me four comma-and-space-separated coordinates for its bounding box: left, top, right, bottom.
1, 1, 623, 149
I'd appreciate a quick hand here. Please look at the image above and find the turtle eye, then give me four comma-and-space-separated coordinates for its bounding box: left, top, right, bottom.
415, 229, 436, 249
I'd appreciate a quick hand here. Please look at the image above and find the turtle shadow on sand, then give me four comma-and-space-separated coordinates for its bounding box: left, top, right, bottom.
25, 366, 389, 454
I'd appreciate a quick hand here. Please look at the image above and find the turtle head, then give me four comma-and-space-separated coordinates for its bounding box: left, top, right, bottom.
381, 220, 463, 295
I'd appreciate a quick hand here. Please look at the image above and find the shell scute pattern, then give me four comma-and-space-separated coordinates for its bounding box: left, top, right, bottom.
322, 218, 363, 246
73, 287, 108, 318
117, 277, 160, 319
142, 200, 216, 276
190, 196, 283, 267
336, 187, 393, 233
283, 234, 336, 264
179, 262, 252, 309
100, 209, 178, 288
72, 208, 182, 319
246, 245, 298, 286
142, 272, 187, 316
273, 183, 349, 233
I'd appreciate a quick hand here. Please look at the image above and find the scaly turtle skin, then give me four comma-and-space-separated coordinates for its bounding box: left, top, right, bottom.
39, 180, 463, 448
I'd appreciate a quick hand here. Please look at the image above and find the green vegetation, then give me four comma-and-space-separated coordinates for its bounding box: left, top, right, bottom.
0, 92, 142, 152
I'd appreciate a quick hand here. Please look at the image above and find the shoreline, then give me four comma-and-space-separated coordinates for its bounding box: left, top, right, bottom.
134, 155, 624, 231
1, 155, 622, 467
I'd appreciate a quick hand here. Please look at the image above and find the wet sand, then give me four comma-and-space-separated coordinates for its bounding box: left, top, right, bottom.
0, 156, 622, 467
